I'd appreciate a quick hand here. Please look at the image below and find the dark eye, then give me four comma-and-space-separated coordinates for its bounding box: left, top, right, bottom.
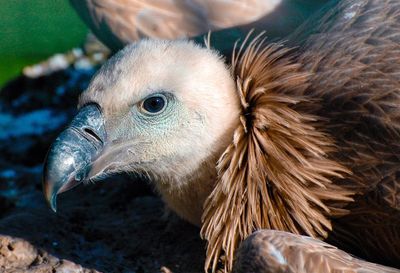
141, 95, 166, 114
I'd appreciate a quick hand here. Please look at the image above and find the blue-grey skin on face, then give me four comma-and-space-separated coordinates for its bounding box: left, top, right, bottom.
42, 40, 240, 224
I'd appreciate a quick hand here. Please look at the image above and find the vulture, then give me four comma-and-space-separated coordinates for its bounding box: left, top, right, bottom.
44, 0, 400, 272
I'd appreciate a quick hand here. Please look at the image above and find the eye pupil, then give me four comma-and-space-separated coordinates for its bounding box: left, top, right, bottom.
143, 96, 166, 113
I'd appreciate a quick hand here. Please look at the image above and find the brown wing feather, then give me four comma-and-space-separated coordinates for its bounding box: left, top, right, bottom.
70, 0, 208, 50
297, 0, 400, 207
232, 230, 400, 273
297, 1, 400, 263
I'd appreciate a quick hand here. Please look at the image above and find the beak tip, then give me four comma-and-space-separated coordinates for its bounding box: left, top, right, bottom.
49, 195, 57, 213
43, 180, 58, 213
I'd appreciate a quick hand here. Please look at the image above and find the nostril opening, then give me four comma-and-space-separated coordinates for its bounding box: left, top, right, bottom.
75, 167, 88, 182
83, 128, 103, 144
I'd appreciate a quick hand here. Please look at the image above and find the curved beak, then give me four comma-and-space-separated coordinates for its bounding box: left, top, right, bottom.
43, 104, 106, 212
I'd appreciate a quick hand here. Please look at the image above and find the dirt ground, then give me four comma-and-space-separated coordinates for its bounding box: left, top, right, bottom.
0, 66, 204, 273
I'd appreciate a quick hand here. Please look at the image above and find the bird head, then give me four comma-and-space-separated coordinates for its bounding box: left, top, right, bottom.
43, 36, 353, 273
43, 40, 240, 213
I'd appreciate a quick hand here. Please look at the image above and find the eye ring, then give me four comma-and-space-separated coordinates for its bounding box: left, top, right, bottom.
140, 94, 167, 115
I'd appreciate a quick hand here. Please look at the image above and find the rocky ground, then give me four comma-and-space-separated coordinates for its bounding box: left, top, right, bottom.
0, 52, 204, 273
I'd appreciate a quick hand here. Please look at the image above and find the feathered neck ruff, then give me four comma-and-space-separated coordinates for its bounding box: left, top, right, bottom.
201, 33, 354, 273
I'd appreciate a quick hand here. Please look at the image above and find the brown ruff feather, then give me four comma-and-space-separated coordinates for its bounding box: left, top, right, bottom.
201, 34, 354, 273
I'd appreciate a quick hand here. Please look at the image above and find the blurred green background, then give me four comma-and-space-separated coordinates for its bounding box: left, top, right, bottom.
0, 0, 88, 87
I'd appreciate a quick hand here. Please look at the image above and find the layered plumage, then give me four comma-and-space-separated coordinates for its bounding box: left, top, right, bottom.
202, 35, 353, 272
203, 1, 400, 271
233, 230, 400, 273
44, 0, 400, 272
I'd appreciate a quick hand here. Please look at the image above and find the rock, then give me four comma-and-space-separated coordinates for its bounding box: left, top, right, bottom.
0, 236, 38, 269
0, 235, 100, 273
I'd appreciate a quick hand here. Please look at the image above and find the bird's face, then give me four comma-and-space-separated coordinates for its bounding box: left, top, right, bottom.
43, 40, 240, 211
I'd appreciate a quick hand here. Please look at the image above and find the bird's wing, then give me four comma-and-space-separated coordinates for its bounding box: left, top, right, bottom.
295, 0, 400, 211
201, 0, 281, 29
203, 1, 400, 271
69, 0, 206, 50
69, 0, 279, 51
286, 0, 400, 265
233, 230, 400, 273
